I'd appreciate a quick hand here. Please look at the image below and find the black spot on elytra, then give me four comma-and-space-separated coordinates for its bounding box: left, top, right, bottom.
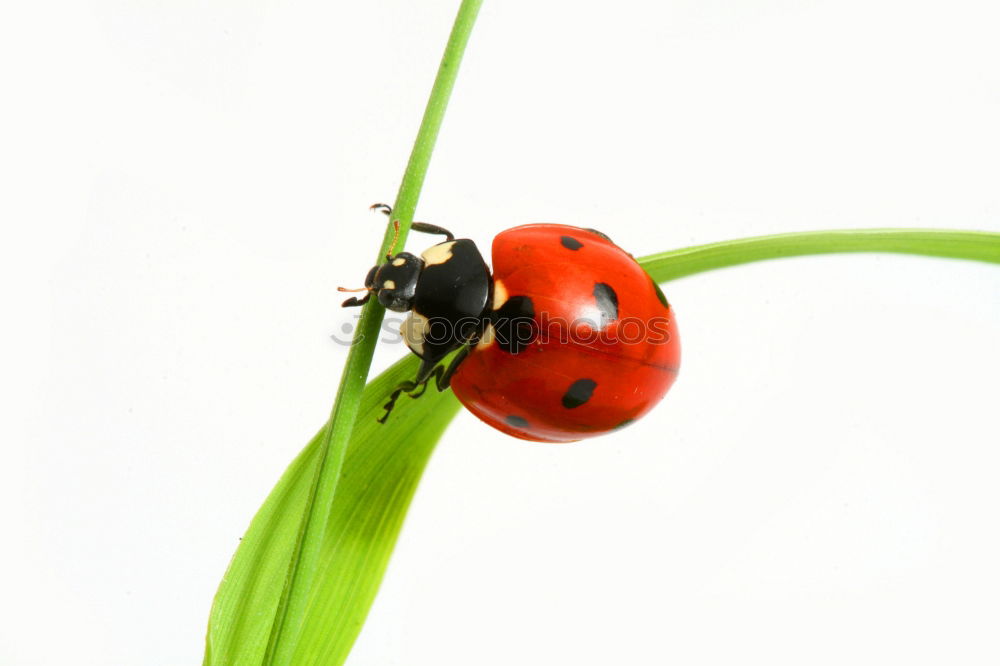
593, 282, 619, 324
649, 275, 669, 308
584, 228, 613, 242
506, 415, 530, 428
560, 235, 583, 250
493, 296, 537, 354
613, 418, 635, 430
562, 378, 597, 409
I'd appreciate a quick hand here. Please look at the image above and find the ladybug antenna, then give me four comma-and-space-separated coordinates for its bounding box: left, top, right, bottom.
337, 286, 372, 293
385, 219, 400, 260
369, 203, 392, 217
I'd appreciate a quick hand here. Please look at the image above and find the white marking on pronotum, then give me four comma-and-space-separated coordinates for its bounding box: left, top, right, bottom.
492, 279, 508, 310
421, 241, 456, 266
400, 312, 429, 357
477, 322, 496, 350
383, 280, 396, 290
392, 257, 406, 267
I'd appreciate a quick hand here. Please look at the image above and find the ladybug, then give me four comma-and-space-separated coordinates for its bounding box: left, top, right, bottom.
341, 205, 680, 442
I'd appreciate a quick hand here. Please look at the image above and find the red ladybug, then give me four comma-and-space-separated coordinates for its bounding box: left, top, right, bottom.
342, 208, 680, 442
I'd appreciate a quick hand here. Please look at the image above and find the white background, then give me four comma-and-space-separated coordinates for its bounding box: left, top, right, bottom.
3, 0, 1000, 664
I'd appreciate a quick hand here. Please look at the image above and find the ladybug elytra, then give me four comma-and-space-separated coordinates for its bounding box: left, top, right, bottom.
342, 206, 680, 442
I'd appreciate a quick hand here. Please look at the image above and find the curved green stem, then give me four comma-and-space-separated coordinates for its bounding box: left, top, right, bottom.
262, 2, 483, 663
639, 228, 1000, 282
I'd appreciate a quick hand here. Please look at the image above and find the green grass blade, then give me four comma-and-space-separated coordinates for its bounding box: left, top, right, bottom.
639, 228, 1000, 282
264, 1, 482, 662
204, 1, 482, 664
202, 431, 325, 666
292, 361, 460, 663
389, 0, 485, 232
204, 356, 460, 666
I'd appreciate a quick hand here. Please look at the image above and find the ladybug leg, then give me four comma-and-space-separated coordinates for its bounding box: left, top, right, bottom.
403, 372, 436, 399
407, 344, 471, 398
370, 203, 454, 241
433, 344, 472, 391
377, 357, 438, 423
378, 379, 418, 423
377, 344, 473, 423
410, 222, 455, 242
341, 293, 372, 308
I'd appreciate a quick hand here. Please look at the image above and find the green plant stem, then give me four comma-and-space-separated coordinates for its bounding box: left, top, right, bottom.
640, 228, 1000, 282
263, 1, 483, 663
386, 0, 483, 240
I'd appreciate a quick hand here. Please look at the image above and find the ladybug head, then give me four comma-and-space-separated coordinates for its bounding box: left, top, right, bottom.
367, 252, 423, 312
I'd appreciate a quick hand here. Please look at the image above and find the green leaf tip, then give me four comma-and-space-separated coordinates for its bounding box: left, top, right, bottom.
204, 357, 459, 666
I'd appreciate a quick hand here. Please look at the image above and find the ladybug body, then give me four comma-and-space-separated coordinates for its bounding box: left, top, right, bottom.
451, 225, 679, 442
344, 216, 680, 442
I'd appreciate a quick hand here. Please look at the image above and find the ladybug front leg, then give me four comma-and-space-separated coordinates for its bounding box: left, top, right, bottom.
369, 203, 454, 241
340, 293, 372, 308
410, 222, 455, 242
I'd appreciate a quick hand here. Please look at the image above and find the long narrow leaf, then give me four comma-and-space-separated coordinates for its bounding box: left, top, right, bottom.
292, 362, 460, 663
258, 1, 483, 663
204, 356, 459, 666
